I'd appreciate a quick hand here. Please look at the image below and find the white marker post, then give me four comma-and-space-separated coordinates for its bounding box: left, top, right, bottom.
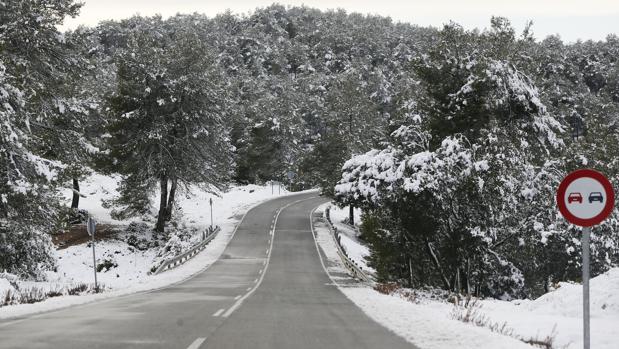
557, 169, 615, 349
86, 217, 98, 292
209, 197, 213, 231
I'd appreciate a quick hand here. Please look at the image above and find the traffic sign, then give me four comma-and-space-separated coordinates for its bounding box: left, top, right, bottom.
556, 169, 614, 227
87, 217, 96, 236
556, 168, 615, 349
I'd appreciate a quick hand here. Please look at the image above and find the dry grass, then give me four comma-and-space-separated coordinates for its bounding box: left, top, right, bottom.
451, 297, 560, 349
0, 282, 100, 308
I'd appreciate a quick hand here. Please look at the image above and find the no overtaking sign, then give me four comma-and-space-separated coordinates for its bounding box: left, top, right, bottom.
557, 169, 614, 227
556, 168, 614, 349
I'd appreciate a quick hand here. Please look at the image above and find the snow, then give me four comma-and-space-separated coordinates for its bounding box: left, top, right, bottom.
478, 268, 619, 349
341, 288, 534, 349
55, 238, 157, 290
0, 173, 302, 319
314, 203, 619, 349
62, 173, 128, 224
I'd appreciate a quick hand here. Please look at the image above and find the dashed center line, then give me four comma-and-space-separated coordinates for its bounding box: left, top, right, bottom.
234, 295, 241, 300
221, 196, 318, 319
186, 337, 206, 349
213, 308, 225, 317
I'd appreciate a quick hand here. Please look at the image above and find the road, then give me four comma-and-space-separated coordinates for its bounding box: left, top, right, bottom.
0, 192, 416, 349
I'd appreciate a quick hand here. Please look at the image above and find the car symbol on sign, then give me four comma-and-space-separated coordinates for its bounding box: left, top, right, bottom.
588, 192, 604, 203
568, 192, 583, 204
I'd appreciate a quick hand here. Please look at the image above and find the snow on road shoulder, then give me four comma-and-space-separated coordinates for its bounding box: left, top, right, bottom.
313, 203, 533, 349
327, 205, 374, 273
479, 268, 619, 349
0, 179, 303, 320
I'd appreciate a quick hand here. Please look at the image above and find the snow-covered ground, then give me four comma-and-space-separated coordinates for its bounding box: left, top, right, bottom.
0, 174, 297, 319
328, 205, 375, 274
478, 270, 619, 349
315, 203, 619, 349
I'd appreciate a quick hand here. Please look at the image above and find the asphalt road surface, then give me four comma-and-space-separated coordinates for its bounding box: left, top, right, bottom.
0, 192, 416, 349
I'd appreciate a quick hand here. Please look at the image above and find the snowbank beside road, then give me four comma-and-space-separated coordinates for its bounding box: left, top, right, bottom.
479, 268, 619, 349
0, 175, 300, 319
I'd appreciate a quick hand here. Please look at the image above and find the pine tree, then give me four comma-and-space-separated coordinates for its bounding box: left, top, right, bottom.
0, 0, 82, 278
106, 16, 233, 232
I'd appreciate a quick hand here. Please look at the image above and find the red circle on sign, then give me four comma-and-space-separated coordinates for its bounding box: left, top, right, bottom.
557, 169, 615, 227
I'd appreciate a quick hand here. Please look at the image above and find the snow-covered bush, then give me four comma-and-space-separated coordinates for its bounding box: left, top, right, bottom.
149, 226, 201, 272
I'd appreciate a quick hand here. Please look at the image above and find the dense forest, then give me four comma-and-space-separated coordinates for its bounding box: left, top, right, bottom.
1, 1, 618, 298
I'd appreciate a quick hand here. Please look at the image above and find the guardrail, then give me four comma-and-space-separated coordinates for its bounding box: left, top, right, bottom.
324, 206, 373, 283
153, 226, 221, 275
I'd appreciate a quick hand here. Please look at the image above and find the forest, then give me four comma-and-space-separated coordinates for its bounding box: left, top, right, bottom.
1, 0, 618, 299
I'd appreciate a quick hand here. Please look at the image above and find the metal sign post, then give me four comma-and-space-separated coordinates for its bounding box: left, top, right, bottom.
582, 226, 591, 349
86, 217, 98, 292
556, 169, 615, 349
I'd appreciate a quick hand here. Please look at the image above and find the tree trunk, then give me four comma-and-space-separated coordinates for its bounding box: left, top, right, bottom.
155, 174, 168, 233
71, 178, 80, 209
349, 205, 354, 226
466, 258, 471, 296
165, 177, 177, 222
424, 240, 451, 290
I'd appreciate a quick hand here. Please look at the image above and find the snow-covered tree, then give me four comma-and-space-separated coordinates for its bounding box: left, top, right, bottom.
0, 0, 82, 278
106, 16, 233, 232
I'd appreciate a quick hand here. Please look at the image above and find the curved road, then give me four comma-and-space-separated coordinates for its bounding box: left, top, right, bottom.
0, 192, 415, 349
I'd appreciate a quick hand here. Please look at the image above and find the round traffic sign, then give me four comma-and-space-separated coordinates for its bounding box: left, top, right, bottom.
557, 169, 615, 227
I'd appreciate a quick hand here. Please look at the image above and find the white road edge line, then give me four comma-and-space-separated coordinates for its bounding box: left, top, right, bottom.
213, 308, 225, 317
186, 337, 207, 349
222, 196, 318, 318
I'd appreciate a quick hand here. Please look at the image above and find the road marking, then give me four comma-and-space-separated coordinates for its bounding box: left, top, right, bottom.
258, 268, 263, 274
246, 287, 252, 291
263, 260, 267, 266
222, 196, 318, 318
186, 337, 207, 349
310, 206, 345, 290
254, 278, 258, 283
213, 308, 225, 317
234, 295, 241, 300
